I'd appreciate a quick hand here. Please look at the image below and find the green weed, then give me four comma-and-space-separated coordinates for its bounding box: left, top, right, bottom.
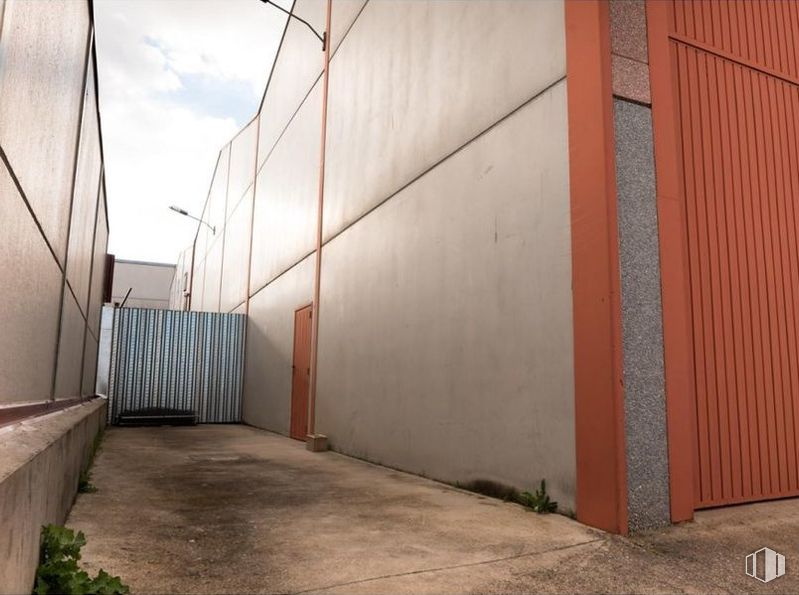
518, 479, 558, 514
33, 524, 128, 595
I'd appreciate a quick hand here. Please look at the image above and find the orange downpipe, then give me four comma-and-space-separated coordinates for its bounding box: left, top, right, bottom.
307, 0, 332, 436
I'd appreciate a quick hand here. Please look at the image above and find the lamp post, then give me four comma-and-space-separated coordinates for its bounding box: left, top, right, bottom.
170, 205, 214, 312
259, 0, 326, 50
169, 205, 215, 235
305, 0, 332, 451
260, 0, 331, 450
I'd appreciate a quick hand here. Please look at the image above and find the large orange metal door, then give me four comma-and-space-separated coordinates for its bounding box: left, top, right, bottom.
666, 1, 799, 508
290, 305, 312, 441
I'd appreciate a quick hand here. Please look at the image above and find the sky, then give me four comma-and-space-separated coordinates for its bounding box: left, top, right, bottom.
94, 0, 290, 264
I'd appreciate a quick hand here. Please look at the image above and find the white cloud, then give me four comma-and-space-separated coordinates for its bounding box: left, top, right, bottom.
94, 0, 288, 263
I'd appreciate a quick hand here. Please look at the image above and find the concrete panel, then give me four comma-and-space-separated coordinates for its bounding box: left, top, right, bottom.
191, 257, 207, 312
614, 99, 669, 531
256, 0, 366, 169
0, 0, 90, 263
251, 84, 321, 292
323, 0, 566, 242
168, 252, 182, 309
95, 306, 114, 395
226, 117, 258, 220
205, 145, 230, 255
221, 193, 252, 313
0, 162, 62, 404
87, 194, 108, 338
316, 82, 576, 507
195, 214, 211, 263
177, 250, 189, 308
0, 400, 106, 594
201, 238, 223, 312
243, 256, 313, 433
54, 291, 86, 398
81, 334, 98, 395
169, 246, 192, 310
65, 66, 102, 314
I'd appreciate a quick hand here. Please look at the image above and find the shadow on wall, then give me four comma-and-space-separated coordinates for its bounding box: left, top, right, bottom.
242, 316, 291, 434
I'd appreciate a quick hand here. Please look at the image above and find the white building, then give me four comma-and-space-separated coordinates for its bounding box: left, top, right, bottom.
111, 259, 176, 310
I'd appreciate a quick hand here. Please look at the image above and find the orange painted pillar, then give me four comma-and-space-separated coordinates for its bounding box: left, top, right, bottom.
565, 0, 629, 534
646, 0, 696, 523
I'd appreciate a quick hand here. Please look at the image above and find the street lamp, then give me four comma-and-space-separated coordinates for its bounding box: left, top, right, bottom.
253, 0, 331, 450
169, 205, 215, 234
259, 0, 326, 50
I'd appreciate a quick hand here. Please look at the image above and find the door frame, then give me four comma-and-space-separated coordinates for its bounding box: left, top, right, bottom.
647, 0, 699, 523
290, 303, 313, 441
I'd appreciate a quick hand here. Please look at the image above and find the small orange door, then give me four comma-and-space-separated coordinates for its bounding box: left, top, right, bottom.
290, 305, 312, 440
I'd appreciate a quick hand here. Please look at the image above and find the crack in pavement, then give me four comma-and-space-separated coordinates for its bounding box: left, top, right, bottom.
291, 537, 605, 594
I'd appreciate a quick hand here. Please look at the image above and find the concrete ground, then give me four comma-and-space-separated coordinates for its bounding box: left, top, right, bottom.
68, 426, 799, 594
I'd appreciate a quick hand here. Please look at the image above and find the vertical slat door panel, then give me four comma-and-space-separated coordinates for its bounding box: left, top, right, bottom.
669, 0, 799, 508
107, 308, 245, 424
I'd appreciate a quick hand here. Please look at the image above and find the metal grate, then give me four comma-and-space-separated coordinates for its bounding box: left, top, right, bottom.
108, 308, 245, 424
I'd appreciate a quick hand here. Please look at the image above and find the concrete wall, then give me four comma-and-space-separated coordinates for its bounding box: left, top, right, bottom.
0, 0, 108, 405
0, 400, 107, 594
168, 247, 192, 310
317, 83, 573, 496
95, 307, 114, 396
111, 260, 176, 310
183, 0, 576, 508
0, 3, 109, 581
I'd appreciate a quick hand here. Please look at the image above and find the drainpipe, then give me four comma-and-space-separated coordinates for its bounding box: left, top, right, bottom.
306, 0, 332, 449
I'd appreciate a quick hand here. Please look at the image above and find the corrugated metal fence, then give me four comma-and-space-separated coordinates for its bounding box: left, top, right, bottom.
108, 308, 245, 424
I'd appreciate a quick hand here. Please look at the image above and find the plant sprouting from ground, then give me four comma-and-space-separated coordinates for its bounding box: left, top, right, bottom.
518, 479, 558, 514
34, 524, 128, 595
78, 470, 97, 494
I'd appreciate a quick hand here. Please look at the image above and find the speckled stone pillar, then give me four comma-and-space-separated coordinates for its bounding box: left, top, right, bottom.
610, 0, 671, 533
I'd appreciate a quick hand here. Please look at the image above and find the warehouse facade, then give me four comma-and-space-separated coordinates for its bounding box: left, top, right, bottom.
178, 0, 799, 534
1, 0, 109, 408
0, 0, 109, 589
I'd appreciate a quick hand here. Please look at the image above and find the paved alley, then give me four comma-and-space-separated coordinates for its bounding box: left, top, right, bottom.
68, 426, 799, 594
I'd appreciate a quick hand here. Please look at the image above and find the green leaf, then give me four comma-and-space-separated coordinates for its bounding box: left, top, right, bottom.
517, 479, 558, 514
34, 525, 129, 595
